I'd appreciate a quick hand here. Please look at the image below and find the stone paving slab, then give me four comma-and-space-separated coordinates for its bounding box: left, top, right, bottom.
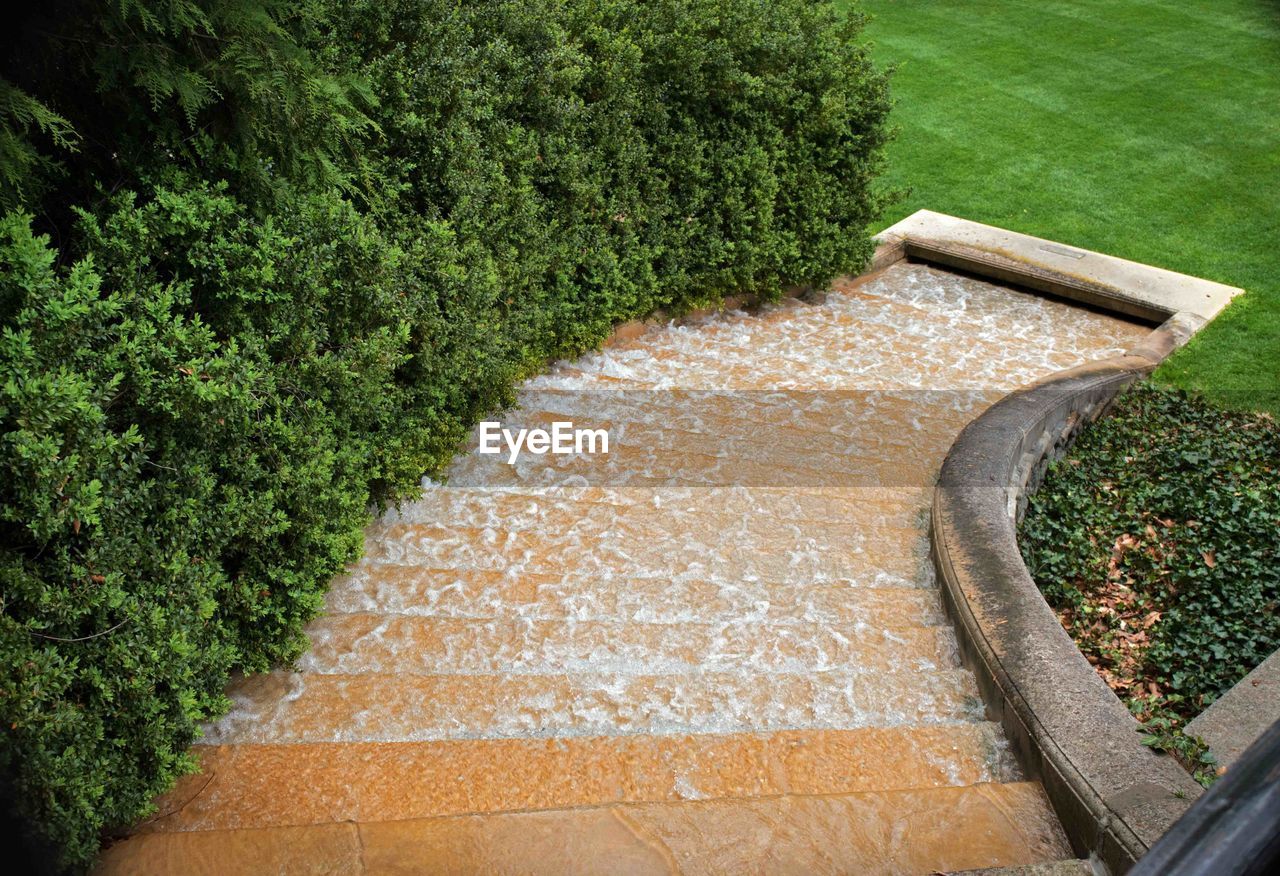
950, 861, 1096, 876
101, 783, 1071, 876
198, 667, 983, 745
139, 724, 1008, 832
1187, 648, 1280, 770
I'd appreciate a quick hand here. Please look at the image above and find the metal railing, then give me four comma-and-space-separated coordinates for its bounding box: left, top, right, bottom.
1129, 719, 1280, 876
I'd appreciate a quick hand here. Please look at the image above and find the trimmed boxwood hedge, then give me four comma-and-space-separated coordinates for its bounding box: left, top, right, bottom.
0, 1, 891, 870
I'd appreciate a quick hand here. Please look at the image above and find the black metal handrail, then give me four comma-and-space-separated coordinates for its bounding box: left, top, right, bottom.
1129, 718, 1280, 876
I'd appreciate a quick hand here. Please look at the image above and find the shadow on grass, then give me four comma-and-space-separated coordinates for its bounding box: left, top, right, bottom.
1257, 0, 1280, 28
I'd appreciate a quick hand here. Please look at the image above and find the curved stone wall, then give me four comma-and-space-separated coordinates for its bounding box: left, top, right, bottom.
879, 211, 1243, 874
930, 351, 1203, 874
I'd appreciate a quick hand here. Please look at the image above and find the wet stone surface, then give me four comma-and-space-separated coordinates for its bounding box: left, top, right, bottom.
101, 263, 1148, 874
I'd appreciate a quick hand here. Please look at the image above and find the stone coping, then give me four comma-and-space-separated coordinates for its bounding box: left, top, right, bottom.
876, 210, 1243, 323
929, 355, 1204, 875
611, 209, 1244, 346
864, 211, 1243, 873
1185, 648, 1280, 770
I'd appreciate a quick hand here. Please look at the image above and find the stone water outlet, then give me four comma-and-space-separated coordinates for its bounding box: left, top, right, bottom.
101, 215, 1180, 874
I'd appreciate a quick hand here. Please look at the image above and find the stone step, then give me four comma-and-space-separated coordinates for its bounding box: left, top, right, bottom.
443, 438, 940, 489
385, 484, 930, 534
827, 273, 1147, 378
439, 396, 957, 488
489, 389, 982, 455
534, 268, 1136, 393
370, 505, 927, 555
295, 613, 954, 676
358, 522, 928, 583
141, 723, 1013, 833
390, 485, 931, 530
201, 668, 982, 745
99, 782, 1071, 875
534, 331, 975, 397
815, 289, 1117, 381
539, 299, 967, 391
324, 569, 944, 627
508, 385, 991, 435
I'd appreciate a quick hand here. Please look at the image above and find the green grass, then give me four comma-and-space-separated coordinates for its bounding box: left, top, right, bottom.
846, 0, 1280, 411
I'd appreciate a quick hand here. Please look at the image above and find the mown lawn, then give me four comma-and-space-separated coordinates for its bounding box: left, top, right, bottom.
848, 0, 1280, 411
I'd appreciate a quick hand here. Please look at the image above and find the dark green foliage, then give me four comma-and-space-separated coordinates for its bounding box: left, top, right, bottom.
322, 0, 892, 359
0, 181, 411, 868
1, 0, 372, 213
1021, 384, 1280, 768
0, 83, 79, 213
1, 1, 891, 869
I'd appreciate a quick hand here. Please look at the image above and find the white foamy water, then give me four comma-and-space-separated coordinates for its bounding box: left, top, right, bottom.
203, 262, 1146, 747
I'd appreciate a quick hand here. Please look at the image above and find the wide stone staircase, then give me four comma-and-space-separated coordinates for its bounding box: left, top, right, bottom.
100, 263, 1146, 874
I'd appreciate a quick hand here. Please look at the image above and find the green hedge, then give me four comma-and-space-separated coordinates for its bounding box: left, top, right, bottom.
0, 1, 890, 869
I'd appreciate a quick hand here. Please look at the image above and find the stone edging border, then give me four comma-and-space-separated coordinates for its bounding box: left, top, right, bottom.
869, 211, 1244, 874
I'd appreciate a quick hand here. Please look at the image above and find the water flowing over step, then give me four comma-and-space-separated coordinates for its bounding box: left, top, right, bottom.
199, 668, 984, 744
100, 263, 1148, 873
327, 570, 945, 626
141, 724, 1014, 832
294, 613, 956, 676
101, 784, 1070, 875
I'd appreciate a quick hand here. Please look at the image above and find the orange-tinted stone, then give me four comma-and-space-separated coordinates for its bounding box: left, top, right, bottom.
100, 263, 1146, 873
103, 783, 1071, 875
142, 724, 1007, 832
